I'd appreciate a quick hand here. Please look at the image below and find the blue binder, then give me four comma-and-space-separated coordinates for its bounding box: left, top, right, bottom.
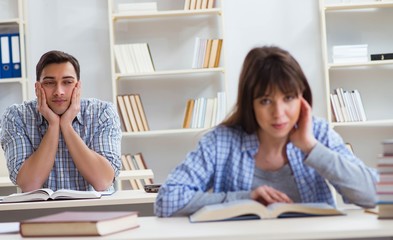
0, 34, 12, 78
10, 33, 21, 78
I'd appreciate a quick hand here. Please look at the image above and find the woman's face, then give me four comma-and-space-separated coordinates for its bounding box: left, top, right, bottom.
253, 87, 302, 141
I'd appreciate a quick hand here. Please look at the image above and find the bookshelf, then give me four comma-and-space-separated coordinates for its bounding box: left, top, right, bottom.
319, 0, 393, 166
0, 0, 27, 120
108, 0, 226, 183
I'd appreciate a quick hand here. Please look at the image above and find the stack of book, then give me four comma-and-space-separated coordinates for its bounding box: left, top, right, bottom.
184, 0, 215, 10
192, 38, 223, 69
114, 43, 155, 74
377, 139, 393, 219
117, 94, 149, 132
332, 44, 368, 64
329, 87, 366, 123
120, 152, 153, 190
182, 91, 226, 129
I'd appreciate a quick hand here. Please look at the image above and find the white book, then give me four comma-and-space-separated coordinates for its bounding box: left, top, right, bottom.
203, 98, 215, 128
127, 44, 140, 73
113, 45, 127, 74
330, 93, 342, 122
192, 37, 201, 69
353, 90, 367, 121
335, 88, 349, 122
2, 188, 101, 203
191, 98, 200, 128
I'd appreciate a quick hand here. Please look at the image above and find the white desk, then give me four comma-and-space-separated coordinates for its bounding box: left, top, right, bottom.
0, 190, 156, 222
1, 210, 393, 240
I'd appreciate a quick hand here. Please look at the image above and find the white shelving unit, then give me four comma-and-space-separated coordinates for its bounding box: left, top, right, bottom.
319, 0, 393, 167
0, 0, 28, 119
108, 0, 226, 183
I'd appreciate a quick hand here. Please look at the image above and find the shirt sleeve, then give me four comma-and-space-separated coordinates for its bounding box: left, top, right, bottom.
305, 140, 378, 208
154, 130, 220, 217
172, 191, 251, 216
0, 105, 32, 184
92, 102, 122, 178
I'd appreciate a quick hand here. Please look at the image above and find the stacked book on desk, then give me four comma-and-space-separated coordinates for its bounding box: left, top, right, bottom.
376, 138, 393, 219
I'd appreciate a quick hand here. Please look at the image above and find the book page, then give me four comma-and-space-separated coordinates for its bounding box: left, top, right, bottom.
51, 189, 101, 200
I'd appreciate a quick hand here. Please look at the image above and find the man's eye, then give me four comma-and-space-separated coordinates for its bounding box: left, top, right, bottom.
44, 82, 55, 86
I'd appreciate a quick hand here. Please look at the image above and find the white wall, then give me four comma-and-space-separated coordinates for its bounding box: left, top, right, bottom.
25, 0, 326, 118
222, 0, 326, 117
25, 0, 113, 102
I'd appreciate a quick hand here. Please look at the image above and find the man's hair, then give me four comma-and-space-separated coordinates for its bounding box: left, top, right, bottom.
36, 50, 80, 81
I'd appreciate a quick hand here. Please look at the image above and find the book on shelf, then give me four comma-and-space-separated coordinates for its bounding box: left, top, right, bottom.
120, 155, 139, 190
189, 199, 344, 223
330, 88, 366, 123
117, 94, 149, 132
185, 0, 215, 10
332, 44, 368, 64
123, 95, 139, 132
117, 95, 133, 132
121, 152, 153, 190
192, 38, 223, 69
20, 211, 139, 237
182, 92, 225, 129
2, 188, 101, 203
114, 43, 154, 74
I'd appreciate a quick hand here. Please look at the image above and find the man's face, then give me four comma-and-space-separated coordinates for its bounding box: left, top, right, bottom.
39, 62, 78, 115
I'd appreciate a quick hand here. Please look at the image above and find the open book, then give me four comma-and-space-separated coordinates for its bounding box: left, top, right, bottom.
2, 188, 101, 203
189, 199, 344, 223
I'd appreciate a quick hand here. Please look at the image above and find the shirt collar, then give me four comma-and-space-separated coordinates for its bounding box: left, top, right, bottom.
241, 131, 259, 152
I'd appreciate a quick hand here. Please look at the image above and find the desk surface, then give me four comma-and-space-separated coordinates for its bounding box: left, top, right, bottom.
1, 209, 393, 240
0, 190, 156, 211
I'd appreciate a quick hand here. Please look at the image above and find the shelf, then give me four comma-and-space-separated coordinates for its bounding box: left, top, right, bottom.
0, 18, 20, 25
331, 119, 393, 127
112, 8, 222, 21
118, 169, 154, 180
328, 60, 393, 69
116, 68, 225, 80
121, 128, 210, 138
324, 1, 393, 11
0, 78, 25, 84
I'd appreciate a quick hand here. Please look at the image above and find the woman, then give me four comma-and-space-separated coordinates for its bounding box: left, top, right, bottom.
154, 46, 377, 217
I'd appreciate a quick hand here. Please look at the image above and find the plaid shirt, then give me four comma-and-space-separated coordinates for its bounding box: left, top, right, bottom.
155, 117, 378, 217
0, 98, 122, 191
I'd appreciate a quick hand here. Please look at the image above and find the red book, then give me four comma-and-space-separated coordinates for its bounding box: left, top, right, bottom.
20, 211, 139, 237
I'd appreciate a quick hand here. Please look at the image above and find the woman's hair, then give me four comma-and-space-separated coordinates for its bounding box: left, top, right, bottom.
222, 46, 312, 134
36, 50, 80, 81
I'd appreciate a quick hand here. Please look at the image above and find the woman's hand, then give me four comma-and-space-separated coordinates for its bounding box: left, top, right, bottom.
289, 97, 317, 154
251, 185, 293, 205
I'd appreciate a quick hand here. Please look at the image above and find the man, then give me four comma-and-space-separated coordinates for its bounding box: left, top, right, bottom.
0, 50, 121, 192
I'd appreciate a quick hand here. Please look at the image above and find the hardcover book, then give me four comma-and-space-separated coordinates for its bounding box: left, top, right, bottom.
2, 188, 101, 203
20, 211, 139, 237
189, 199, 344, 223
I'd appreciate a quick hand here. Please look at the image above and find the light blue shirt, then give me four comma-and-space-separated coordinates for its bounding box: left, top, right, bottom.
155, 117, 378, 217
0, 98, 122, 191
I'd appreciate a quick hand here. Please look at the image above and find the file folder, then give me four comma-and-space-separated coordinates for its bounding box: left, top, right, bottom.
10, 33, 21, 78
0, 34, 12, 78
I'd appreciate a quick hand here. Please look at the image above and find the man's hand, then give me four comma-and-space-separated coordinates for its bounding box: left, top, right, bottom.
60, 81, 81, 128
35, 82, 59, 125
251, 185, 293, 206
